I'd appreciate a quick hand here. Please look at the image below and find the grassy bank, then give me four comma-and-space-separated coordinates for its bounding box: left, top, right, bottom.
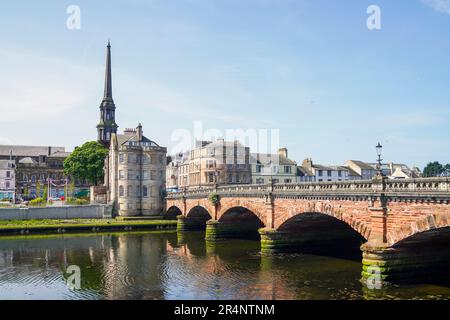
0, 218, 177, 236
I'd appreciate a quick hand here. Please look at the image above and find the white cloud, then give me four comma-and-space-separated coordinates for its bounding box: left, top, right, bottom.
422, 0, 450, 13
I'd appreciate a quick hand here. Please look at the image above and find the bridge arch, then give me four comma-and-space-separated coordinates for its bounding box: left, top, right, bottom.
388, 214, 450, 246
219, 206, 265, 228
187, 205, 212, 220
166, 205, 182, 219
273, 211, 367, 257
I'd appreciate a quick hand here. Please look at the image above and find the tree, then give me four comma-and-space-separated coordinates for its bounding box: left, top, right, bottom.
423, 161, 444, 177
63, 141, 108, 186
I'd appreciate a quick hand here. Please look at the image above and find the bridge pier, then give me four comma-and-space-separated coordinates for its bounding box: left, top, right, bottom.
205, 220, 260, 242
177, 215, 208, 231
361, 233, 450, 287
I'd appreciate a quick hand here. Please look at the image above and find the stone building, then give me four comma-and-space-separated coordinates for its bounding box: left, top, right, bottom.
0, 159, 15, 201
107, 125, 167, 216
300, 158, 353, 182
0, 145, 88, 199
250, 148, 297, 184
166, 139, 252, 190
96, 43, 167, 216
166, 152, 189, 192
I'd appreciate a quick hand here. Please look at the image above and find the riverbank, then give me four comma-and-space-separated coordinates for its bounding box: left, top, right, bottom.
0, 218, 177, 236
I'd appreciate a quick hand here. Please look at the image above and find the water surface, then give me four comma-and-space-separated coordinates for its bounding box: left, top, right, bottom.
0, 231, 449, 300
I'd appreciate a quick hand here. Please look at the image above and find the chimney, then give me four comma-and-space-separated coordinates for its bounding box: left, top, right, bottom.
302, 158, 313, 169
48, 146, 52, 156
136, 123, 143, 141
278, 147, 288, 158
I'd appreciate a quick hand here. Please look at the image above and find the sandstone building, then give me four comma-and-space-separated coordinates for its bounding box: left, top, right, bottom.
97, 43, 167, 216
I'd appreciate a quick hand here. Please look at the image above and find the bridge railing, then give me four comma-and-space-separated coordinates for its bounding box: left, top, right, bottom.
166, 177, 450, 199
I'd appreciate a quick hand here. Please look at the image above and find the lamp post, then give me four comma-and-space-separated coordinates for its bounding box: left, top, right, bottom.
376, 142, 383, 177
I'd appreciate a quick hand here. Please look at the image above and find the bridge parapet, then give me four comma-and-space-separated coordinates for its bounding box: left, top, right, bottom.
166, 177, 450, 201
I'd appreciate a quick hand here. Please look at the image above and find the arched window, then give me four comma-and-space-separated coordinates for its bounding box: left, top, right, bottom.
119, 186, 124, 197
143, 186, 148, 197
31, 175, 36, 183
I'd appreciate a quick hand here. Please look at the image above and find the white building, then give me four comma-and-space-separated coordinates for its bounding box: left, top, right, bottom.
0, 159, 15, 201
345, 160, 377, 180
301, 158, 353, 182
250, 148, 297, 184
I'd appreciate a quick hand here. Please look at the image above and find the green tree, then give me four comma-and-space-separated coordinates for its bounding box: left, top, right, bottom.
63, 141, 108, 186
423, 161, 444, 177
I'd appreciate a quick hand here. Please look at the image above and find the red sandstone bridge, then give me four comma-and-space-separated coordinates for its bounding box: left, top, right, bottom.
166, 177, 450, 286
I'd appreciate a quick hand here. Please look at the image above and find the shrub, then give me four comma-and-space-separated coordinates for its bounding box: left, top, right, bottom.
208, 192, 220, 207
66, 197, 89, 205
29, 197, 46, 206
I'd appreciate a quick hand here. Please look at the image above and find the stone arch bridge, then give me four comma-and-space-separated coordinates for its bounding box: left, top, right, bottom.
166, 177, 450, 285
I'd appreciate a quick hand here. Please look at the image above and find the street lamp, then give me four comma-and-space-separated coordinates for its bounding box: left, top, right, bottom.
376, 142, 383, 176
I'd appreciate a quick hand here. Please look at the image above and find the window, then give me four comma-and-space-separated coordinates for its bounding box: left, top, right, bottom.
284, 179, 292, 183
128, 170, 133, 180
143, 186, 148, 197
256, 178, 265, 184
5, 182, 10, 189
143, 171, 150, 180
327, 170, 332, 177
119, 170, 125, 179
127, 186, 132, 197
119, 153, 125, 163
136, 185, 141, 197
143, 154, 150, 164
6, 171, 10, 178
119, 186, 124, 197
338, 170, 342, 177
318, 170, 323, 177
206, 160, 215, 169
284, 166, 292, 174
256, 165, 262, 173
128, 154, 135, 163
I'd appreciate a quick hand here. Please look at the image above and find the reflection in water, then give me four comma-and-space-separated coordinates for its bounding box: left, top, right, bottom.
0, 231, 449, 300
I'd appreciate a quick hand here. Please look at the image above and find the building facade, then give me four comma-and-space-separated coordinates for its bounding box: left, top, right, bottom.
250, 148, 297, 184
301, 158, 352, 182
0, 145, 88, 200
107, 125, 167, 216
0, 160, 15, 201
345, 160, 377, 180
166, 139, 251, 190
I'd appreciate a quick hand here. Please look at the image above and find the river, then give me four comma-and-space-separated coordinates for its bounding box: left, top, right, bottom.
0, 231, 449, 300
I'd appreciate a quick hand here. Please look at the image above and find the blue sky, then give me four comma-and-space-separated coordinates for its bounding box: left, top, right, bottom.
0, 0, 450, 169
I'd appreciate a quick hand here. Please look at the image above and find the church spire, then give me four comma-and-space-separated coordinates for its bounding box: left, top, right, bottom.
104, 41, 112, 99
97, 41, 118, 147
